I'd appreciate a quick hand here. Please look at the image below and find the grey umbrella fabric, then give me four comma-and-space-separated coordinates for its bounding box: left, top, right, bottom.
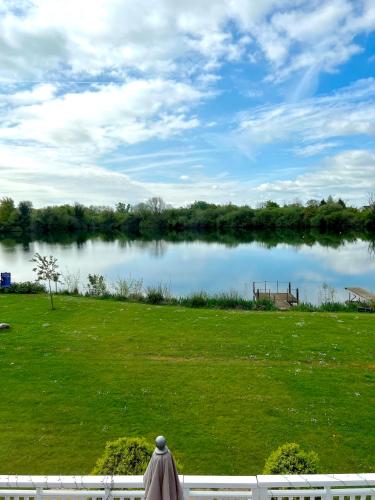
144, 449, 183, 500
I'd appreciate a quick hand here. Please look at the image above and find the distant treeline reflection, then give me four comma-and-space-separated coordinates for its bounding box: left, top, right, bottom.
1, 196, 375, 249
1, 228, 375, 255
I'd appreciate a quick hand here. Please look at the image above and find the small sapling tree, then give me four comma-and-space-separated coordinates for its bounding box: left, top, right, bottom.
31, 253, 61, 310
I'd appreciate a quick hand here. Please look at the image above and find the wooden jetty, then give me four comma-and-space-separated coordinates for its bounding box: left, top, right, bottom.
253, 281, 299, 310
345, 287, 375, 311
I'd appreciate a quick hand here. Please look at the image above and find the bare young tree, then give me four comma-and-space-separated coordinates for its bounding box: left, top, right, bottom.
31, 253, 61, 310
145, 196, 166, 214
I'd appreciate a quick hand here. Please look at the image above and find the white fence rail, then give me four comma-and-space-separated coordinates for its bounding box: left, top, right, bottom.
0, 474, 374, 500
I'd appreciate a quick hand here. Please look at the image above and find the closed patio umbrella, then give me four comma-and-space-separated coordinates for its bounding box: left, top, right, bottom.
144, 436, 183, 500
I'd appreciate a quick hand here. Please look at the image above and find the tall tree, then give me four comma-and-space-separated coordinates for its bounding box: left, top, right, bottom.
145, 197, 166, 214
0, 197, 17, 230
17, 201, 33, 230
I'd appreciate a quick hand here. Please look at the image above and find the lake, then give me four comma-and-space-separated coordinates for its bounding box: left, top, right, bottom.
0, 235, 374, 304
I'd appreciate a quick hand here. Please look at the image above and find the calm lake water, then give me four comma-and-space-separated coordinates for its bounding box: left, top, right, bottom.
1, 236, 374, 304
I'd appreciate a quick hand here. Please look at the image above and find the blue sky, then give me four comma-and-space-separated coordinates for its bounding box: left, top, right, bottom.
0, 0, 374, 207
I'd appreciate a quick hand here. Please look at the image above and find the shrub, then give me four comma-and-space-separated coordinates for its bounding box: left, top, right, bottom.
263, 442, 319, 474
319, 301, 356, 312
294, 301, 363, 312
253, 299, 276, 311
0, 281, 46, 294
86, 274, 107, 296
114, 278, 131, 299
293, 302, 318, 312
180, 291, 209, 308
62, 269, 80, 294
91, 436, 154, 475
211, 290, 253, 310
114, 277, 144, 300
145, 284, 170, 304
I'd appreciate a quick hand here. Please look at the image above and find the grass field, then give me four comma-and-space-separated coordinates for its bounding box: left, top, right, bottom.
0, 294, 374, 475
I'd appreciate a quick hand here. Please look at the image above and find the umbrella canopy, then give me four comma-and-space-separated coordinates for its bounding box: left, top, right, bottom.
144, 436, 183, 500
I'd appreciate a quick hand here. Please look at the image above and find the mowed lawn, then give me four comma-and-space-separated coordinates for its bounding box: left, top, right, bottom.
0, 294, 374, 475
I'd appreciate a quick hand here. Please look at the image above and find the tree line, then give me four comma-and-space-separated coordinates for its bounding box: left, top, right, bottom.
1, 195, 375, 237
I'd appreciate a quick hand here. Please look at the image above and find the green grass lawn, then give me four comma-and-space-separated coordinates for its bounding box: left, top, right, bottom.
0, 294, 374, 475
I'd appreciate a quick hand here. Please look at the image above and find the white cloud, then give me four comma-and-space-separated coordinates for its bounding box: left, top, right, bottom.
0, 79, 205, 152
0, 142, 373, 207
255, 150, 375, 204
0, 83, 57, 104
261, 0, 375, 80
235, 78, 375, 153
0, 0, 373, 82
0, 144, 150, 206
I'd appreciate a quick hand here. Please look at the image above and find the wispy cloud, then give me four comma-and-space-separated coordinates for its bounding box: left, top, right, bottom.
293, 142, 341, 157
119, 157, 205, 175
102, 148, 215, 164
234, 78, 375, 155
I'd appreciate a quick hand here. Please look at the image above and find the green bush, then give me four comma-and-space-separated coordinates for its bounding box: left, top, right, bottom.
91, 436, 154, 475
293, 302, 318, 312
86, 274, 107, 296
0, 281, 46, 294
253, 299, 276, 311
180, 291, 209, 308
211, 291, 254, 310
263, 442, 319, 474
294, 301, 367, 312
319, 301, 357, 312
114, 277, 144, 300
145, 284, 168, 304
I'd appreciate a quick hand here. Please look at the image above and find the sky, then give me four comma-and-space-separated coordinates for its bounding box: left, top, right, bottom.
0, 0, 374, 207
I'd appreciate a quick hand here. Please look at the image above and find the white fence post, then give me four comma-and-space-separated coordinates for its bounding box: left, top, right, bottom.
325, 486, 332, 500
182, 475, 189, 500
183, 486, 190, 500
251, 486, 259, 500
36, 487, 43, 500
258, 487, 269, 500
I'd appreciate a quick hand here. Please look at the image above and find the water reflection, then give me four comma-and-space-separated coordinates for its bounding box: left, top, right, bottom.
369, 240, 375, 258
0, 231, 374, 303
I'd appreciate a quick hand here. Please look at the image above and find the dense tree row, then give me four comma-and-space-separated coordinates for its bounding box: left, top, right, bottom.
1, 195, 375, 237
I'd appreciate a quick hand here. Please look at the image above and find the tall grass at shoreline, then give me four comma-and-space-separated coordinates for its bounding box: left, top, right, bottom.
76, 276, 372, 312
108, 279, 277, 310
1, 277, 372, 312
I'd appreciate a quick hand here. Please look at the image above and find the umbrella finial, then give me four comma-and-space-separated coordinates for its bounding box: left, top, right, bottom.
155, 435, 169, 455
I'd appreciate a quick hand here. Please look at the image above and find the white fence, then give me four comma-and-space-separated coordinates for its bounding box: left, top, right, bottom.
0, 474, 374, 500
